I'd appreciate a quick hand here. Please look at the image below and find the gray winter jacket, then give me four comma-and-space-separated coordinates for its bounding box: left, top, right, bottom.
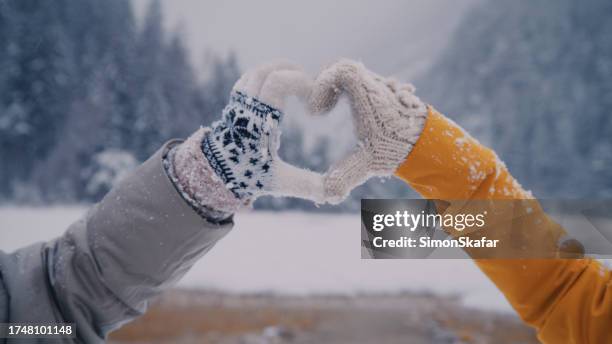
0, 141, 233, 343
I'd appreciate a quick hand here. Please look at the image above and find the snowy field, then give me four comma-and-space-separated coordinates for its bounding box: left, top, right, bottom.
0, 206, 513, 311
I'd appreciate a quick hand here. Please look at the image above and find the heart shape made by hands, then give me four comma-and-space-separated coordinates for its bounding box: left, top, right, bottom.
234, 60, 426, 205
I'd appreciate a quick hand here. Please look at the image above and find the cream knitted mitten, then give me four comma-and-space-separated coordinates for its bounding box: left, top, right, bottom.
309, 59, 428, 204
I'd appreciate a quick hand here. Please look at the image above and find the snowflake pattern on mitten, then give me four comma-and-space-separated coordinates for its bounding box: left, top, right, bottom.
201, 91, 282, 199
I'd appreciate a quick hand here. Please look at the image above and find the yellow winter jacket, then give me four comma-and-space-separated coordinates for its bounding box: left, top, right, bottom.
395, 107, 612, 344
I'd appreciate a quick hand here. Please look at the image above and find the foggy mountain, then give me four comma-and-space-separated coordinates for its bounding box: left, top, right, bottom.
418, 0, 612, 197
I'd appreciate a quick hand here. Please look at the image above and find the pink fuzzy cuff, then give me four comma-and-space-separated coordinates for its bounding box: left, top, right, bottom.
165, 128, 245, 219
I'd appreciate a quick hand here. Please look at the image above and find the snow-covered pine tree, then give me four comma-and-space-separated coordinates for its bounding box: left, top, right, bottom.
0, 0, 242, 202
0, 0, 74, 199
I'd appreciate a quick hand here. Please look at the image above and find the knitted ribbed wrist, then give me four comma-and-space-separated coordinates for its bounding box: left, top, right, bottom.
366, 85, 428, 174
371, 107, 428, 173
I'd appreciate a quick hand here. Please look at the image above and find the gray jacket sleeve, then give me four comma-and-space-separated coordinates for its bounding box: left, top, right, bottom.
0, 141, 233, 343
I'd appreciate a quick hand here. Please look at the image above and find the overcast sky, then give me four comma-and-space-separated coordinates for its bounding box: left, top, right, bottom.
130, 1, 481, 159
132, 0, 480, 79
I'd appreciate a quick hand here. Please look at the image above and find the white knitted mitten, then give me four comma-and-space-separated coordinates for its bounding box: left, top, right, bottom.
202, 62, 326, 203
309, 59, 428, 204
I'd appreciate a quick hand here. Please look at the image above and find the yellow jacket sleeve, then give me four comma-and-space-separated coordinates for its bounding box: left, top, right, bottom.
395, 107, 612, 344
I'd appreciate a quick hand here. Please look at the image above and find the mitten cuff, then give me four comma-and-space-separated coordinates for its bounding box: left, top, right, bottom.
372, 98, 428, 174
165, 128, 244, 219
